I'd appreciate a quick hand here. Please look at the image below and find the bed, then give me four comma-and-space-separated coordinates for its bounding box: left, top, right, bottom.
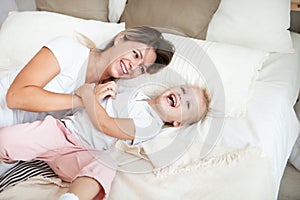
0, 0, 299, 199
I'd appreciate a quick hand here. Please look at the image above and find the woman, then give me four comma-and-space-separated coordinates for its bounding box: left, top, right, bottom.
0, 26, 175, 127
0, 26, 175, 178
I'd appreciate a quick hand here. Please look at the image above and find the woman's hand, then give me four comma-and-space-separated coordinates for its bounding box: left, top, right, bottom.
94, 81, 117, 101
76, 81, 117, 101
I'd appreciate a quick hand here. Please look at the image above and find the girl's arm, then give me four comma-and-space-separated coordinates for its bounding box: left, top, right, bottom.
76, 82, 135, 140
6, 47, 83, 112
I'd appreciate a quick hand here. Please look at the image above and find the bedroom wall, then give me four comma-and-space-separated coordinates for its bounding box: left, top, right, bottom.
15, 0, 36, 11
0, 0, 35, 27
0, 0, 18, 27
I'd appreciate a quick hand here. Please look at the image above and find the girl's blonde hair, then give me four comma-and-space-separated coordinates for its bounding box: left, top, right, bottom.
182, 86, 211, 126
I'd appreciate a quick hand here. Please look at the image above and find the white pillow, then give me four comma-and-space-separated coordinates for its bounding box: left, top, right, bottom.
206, 0, 294, 53
118, 33, 269, 118
108, 0, 126, 22
115, 34, 268, 170
0, 11, 125, 73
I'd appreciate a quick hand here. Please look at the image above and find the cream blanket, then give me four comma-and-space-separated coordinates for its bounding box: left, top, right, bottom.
0, 145, 276, 200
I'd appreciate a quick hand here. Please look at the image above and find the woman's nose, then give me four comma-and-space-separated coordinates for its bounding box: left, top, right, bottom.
128, 62, 134, 70
130, 60, 141, 71
124, 59, 135, 71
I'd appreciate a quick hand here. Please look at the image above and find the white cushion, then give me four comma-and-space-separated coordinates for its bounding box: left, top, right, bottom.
108, 0, 127, 22
206, 0, 293, 53
0, 11, 125, 75
115, 33, 269, 171
118, 33, 269, 118
0, 10, 269, 118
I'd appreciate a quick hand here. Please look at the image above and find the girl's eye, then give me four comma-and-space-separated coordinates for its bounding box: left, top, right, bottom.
132, 50, 139, 58
187, 101, 190, 109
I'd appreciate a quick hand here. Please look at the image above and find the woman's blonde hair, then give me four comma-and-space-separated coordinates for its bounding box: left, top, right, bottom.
78, 26, 175, 74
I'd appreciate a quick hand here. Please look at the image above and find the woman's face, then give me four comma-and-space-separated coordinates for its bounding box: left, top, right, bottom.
107, 40, 157, 79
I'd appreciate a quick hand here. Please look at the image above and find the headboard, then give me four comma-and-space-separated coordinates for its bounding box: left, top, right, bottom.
292, 0, 300, 11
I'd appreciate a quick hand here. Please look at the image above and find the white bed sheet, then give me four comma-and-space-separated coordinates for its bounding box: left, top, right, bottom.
218, 32, 300, 194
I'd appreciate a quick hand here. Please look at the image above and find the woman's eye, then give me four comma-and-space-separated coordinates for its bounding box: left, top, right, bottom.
139, 66, 145, 74
132, 50, 139, 58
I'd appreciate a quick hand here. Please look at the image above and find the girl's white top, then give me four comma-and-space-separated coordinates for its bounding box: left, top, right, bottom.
62, 87, 164, 150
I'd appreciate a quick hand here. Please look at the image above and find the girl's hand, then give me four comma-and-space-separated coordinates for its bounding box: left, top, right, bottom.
75, 83, 95, 97
94, 81, 117, 101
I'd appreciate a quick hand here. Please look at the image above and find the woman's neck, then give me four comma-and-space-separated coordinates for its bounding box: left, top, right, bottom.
86, 49, 110, 83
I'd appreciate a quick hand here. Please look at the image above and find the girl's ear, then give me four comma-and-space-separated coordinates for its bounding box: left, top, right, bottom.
114, 32, 125, 46
173, 121, 181, 127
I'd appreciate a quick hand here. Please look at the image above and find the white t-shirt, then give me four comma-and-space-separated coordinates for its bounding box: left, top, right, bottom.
63, 87, 164, 150
0, 36, 90, 126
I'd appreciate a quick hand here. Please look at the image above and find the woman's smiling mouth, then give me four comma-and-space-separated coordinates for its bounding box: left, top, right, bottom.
120, 60, 128, 74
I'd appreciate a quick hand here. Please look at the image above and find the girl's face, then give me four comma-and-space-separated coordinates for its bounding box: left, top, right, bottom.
154, 86, 205, 127
107, 40, 157, 79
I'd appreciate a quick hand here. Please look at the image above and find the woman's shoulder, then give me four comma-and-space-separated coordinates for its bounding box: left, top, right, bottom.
44, 36, 90, 61
45, 36, 83, 48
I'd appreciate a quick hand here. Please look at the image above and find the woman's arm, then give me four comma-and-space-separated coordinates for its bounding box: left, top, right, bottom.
6, 47, 82, 112
76, 82, 135, 140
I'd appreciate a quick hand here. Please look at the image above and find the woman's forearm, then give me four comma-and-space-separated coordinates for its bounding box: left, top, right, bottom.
5, 47, 81, 112
6, 86, 82, 112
